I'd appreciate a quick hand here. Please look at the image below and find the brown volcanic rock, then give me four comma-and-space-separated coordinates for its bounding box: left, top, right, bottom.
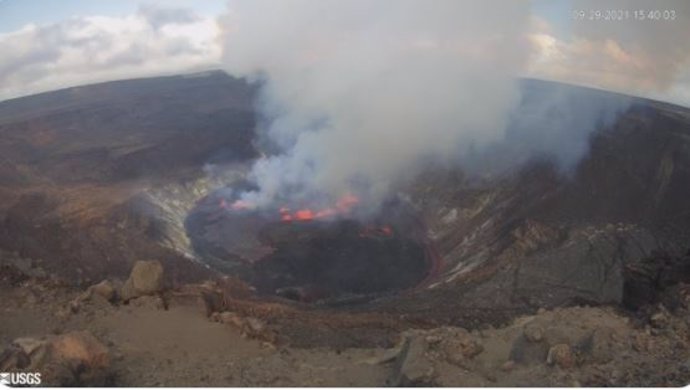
388, 334, 435, 386
0, 71, 255, 283
88, 279, 117, 302
547, 343, 575, 369
0, 331, 112, 386
50, 331, 110, 369
121, 260, 164, 301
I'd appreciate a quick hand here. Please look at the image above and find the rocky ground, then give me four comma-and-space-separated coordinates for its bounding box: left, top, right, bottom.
1, 257, 689, 387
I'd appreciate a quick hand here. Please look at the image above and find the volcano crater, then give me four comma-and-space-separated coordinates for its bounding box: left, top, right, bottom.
185, 193, 435, 304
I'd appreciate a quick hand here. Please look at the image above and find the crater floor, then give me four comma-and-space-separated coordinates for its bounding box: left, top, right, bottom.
185, 192, 432, 303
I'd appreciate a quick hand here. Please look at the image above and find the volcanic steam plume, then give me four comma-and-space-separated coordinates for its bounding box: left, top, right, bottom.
217, 0, 533, 213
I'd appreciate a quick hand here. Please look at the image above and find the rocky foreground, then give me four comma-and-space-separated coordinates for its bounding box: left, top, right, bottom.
1, 256, 690, 387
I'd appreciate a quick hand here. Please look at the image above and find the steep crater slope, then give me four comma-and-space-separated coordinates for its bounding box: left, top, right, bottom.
381, 81, 690, 324
0, 71, 257, 284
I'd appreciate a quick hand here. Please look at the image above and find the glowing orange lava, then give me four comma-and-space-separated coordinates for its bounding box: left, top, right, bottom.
221, 194, 360, 222
278, 194, 359, 222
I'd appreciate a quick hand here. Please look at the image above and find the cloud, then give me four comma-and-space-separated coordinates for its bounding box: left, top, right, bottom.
0, 6, 221, 101
138, 5, 202, 30
527, 0, 690, 105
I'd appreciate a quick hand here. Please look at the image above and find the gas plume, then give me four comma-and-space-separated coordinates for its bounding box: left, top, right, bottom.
216, 0, 651, 213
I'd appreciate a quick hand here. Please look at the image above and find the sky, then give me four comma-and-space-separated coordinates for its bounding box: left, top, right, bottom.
0, 0, 689, 106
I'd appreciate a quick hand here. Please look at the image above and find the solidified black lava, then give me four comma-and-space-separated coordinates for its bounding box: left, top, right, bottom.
622, 250, 690, 311
185, 194, 431, 303
250, 220, 428, 302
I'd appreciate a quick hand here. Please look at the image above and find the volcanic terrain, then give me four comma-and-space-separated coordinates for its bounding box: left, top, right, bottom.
1, 71, 690, 386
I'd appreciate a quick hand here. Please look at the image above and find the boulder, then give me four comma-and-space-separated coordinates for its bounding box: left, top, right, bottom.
575, 328, 617, 364
13, 337, 44, 356
547, 343, 574, 369
438, 329, 483, 366
89, 280, 116, 302
622, 252, 690, 310
509, 334, 549, 365
0, 344, 30, 371
0, 331, 112, 386
200, 289, 225, 317
524, 323, 544, 342
388, 334, 435, 386
165, 283, 213, 310
51, 331, 110, 369
120, 260, 164, 301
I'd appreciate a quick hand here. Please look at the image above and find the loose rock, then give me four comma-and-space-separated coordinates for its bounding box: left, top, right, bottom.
441, 329, 483, 366
524, 323, 544, 342
89, 280, 116, 302
576, 328, 616, 364
200, 289, 224, 317
547, 344, 575, 369
0, 331, 112, 386
120, 260, 164, 301
509, 334, 549, 365
388, 334, 435, 386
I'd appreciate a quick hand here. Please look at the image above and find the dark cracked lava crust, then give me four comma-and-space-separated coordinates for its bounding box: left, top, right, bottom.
185, 193, 435, 304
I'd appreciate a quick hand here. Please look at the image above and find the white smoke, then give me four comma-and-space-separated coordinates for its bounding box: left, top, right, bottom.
219, 0, 532, 210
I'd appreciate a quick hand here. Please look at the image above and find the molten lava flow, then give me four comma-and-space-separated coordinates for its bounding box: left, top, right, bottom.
295, 209, 315, 220
279, 194, 359, 222
230, 199, 254, 211
221, 193, 360, 222
276, 207, 290, 221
